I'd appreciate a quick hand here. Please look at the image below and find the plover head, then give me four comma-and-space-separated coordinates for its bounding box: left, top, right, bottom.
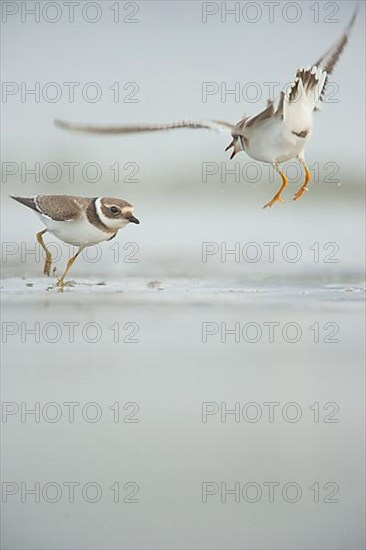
96, 197, 140, 230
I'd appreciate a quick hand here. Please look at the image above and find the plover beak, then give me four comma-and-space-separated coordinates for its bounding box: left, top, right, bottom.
128, 215, 140, 224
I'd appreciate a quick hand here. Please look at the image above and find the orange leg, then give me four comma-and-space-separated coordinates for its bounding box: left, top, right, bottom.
57, 248, 83, 292
36, 230, 52, 276
263, 166, 288, 209
294, 161, 312, 201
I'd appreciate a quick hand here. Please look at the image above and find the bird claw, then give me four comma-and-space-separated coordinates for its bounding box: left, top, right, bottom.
293, 186, 308, 201
56, 279, 75, 292
43, 261, 52, 277
263, 194, 284, 209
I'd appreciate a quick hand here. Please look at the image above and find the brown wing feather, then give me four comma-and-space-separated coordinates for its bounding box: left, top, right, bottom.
314, 8, 357, 75
36, 195, 86, 221
288, 9, 357, 109
244, 102, 275, 129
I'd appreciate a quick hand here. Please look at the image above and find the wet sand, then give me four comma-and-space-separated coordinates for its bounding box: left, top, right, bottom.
2, 271, 365, 549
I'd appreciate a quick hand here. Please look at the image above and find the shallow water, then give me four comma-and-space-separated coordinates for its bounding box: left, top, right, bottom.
2, 266, 365, 549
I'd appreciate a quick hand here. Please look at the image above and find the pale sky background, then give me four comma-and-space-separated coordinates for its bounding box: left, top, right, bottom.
2, 0, 365, 193
1, 0, 365, 278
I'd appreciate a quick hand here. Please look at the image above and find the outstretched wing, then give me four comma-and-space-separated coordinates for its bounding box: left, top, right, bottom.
313, 7, 357, 77
283, 8, 357, 134
55, 118, 234, 134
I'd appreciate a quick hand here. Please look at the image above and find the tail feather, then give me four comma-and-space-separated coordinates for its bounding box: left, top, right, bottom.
10, 195, 39, 212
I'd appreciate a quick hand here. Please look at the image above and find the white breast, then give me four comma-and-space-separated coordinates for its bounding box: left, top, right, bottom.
245, 117, 311, 164
38, 213, 112, 246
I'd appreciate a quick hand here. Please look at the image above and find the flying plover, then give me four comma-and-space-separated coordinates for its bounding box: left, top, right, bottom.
11, 195, 140, 290
56, 10, 357, 208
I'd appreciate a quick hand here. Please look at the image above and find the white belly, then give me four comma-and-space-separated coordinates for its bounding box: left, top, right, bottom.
245, 118, 311, 164
39, 214, 111, 246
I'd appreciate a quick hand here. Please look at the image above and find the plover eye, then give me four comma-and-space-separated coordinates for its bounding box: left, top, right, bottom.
110, 206, 120, 215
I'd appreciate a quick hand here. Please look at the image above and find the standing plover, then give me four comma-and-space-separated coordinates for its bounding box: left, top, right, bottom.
56, 10, 357, 208
11, 195, 140, 290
